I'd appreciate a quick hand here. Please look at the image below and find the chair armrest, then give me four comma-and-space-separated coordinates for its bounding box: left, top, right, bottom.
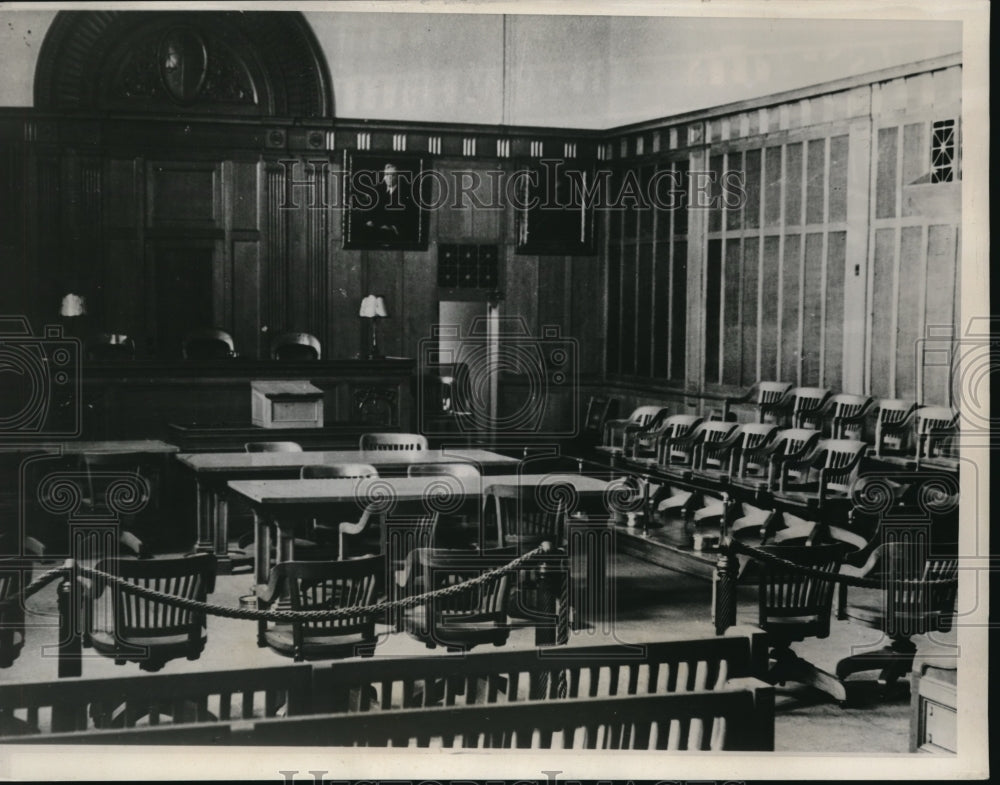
23, 536, 46, 558
724, 387, 756, 407
118, 532, 148, 558
257, 568, 283, 606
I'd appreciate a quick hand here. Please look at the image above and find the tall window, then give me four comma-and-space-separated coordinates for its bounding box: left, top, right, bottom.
606, 159, 689, 381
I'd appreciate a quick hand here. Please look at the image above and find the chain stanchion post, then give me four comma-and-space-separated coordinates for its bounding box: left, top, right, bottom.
713, 493, 739, 636
56, 558, 81, 679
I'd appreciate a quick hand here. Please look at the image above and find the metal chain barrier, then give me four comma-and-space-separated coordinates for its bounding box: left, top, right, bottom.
726, 538, 958, 589
63, 543, 551, 623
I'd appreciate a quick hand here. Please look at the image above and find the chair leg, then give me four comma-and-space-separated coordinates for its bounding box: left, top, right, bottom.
767, 641, 847, 703
835, 637, 917, 682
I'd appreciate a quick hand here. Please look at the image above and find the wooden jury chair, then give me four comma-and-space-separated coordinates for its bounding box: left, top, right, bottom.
724, 381, 793, 424
836, 542, 958, 691
788, 387, 833, 430
621, 408, 673, 464
679, 421, 741, 532
914, 406, 958, 463
81, 553, 217, 673
823, 393, 875, 439
256, 555, 381, 661
766, 438, 868, 547
872, 399, 918, 457
596, 405, 667, 455
359, 433, 428, 452
756, 543, 849, 703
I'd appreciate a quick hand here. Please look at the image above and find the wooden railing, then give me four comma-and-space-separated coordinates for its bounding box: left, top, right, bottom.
14, 687, 774, 751
0, 633, 769, 742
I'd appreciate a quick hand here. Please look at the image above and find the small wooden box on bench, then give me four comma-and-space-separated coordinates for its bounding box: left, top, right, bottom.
251, 380, 324, 429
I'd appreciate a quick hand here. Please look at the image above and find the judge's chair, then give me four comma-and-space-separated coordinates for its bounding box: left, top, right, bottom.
756, 543, 849, 703
87, 333, 136, 362
270, 332, 321, 361
182, 328, 236, 360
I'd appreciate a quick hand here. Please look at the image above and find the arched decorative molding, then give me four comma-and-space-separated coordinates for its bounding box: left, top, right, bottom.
34, 11, 333, 118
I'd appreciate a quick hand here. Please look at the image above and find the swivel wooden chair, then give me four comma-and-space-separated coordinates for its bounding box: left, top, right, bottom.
836, 541, 958, 695
257, 555, 381, 661
756, 543, 848, 703
82, 553, 217, 673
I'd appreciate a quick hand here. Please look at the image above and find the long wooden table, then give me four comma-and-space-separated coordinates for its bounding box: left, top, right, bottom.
179, 448, 520, 572
228, 472, 613, 590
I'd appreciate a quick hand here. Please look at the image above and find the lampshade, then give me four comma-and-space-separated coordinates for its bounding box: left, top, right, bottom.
59, 293, 86, 317
359, 294, 388, 318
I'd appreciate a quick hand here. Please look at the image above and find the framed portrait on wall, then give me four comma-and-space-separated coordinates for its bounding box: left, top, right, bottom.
343, 152, 430, 251
514, 160, 597, 255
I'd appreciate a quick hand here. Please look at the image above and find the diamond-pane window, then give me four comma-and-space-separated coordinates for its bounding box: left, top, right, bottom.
930, 120, 956, 183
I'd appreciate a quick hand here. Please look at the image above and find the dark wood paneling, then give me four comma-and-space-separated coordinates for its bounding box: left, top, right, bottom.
802, 232, 824, 385
741, 240, 759, 385
780, 233, 801, 383
233, 241, 262, 360
870, 227, 896, 397
923, 224, 957, 405
896, 225, 925, 398
784, 142, 803, 227
147, 162, 220, 228
806, 139, 826, 225
722, 238, 742, 385
824, 231, 845, 389
759, 236, 780, 380
875, 127, 898, 219
828, 135, 849, 222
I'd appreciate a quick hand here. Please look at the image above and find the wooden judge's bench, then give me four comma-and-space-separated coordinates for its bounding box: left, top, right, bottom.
73, 357, 416, 449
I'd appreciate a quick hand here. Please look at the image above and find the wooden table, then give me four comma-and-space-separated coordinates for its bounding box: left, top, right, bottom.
228, 472, 612, 589
179, 448, 520, 572
43, 439, 179, 455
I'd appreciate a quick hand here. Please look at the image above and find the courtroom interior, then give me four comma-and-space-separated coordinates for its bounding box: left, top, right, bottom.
0, 8, 971, 759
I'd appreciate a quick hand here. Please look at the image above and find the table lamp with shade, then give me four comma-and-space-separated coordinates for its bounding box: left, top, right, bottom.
359, 294, 388, 359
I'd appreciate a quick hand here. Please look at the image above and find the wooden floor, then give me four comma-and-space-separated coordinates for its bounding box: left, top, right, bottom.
0, 543, 932, 754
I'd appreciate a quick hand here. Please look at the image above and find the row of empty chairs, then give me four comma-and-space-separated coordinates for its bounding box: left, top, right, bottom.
87, 329, 323, 361
574, 391, 959, 704
593, 390, 957, 466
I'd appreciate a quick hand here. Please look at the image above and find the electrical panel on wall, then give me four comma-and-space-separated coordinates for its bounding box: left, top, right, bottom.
438, 244, 499, 290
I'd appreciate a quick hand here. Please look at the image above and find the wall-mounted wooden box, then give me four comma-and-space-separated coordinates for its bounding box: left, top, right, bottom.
251, 380, 324, 429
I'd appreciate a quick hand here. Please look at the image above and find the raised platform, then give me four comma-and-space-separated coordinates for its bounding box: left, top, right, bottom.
614, 518, 718, 580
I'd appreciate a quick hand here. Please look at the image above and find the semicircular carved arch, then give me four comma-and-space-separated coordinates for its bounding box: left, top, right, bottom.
34, 10, 333, 118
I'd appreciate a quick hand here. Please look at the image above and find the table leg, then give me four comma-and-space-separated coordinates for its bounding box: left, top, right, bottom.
214, 494, 232, 575
253, 509, 271, 589
194, 480, 214, 554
